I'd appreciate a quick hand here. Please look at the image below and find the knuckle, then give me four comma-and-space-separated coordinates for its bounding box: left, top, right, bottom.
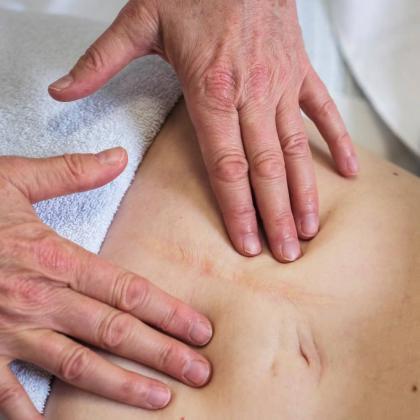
118, 2, 142, 22
62, 153, 88, 184
272, 212, 296, 237
98, 311, 131, 350
159, 305, 180, 332
296, 187, 318, 213
32, 233, 75, 274
318, 97, 337, 118
0, 222, 47, 262
59, 346, 91, 382
334, 132, 352, 147
200, 65, 238, 111
113, 271, 151, 311
78, 45, 106, 74
209, 151, 249, 183
0, 384, 23, 406
251, 150, 285, 180
157, 342, 177, 371
246, 64, 274, 101
114, 1, 158, 46
223, 205, 257, 225
9, 276, 55, 310
281, 133, 309, 158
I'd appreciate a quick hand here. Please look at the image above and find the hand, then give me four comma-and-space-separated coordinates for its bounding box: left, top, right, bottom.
0, 148, 213, 419
48, 0, 359, 263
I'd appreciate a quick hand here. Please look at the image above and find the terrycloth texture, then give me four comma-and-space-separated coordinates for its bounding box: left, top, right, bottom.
0, 9, 181, 413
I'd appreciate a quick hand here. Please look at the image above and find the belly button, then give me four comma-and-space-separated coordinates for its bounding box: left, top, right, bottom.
297, 323, 324, 382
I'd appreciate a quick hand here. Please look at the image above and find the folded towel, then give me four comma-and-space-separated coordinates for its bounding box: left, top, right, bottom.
0, 9, 181, 413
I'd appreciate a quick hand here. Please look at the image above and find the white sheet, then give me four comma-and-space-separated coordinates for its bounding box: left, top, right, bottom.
329, 0, 420, 159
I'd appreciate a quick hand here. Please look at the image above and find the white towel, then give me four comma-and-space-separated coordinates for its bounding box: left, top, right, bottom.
0, 9, 181, 413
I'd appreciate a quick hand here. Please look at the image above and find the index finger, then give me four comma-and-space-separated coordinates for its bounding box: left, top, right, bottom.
31, 235, 213, 347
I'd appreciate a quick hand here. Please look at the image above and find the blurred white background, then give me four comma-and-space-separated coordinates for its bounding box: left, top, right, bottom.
1, 0, 419, 174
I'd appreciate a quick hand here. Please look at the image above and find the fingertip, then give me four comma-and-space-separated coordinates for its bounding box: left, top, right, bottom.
49, 74, 74, 93
242, 233, 262, 257
273, 238, 302, 263
146, 384, 172, 410
336, 155, 359, 178
188, 319, 213, 347
48, 85, 87, 102
68, 147, 128, 192
297, 213, 319, 240
345, 155, 359, 177
95, 147, 128, 167
201, 360, 213, 387
182, 359, 212, 388
48, 74, 85, 102
48, 70, 102, 102
92, 148, 127, 186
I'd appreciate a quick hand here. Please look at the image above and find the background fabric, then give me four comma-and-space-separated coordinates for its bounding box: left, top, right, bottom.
329, 0, 420, 158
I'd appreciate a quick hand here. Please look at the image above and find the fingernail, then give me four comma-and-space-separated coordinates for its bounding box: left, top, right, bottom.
300, 214, 319, 238
147, 386, 171, 409
95, 148, 125, 166
243, 233, 262, 256
346, 156, 359, 175
49, 74, 74, 91
189, 321, 213, 346
182, 360, 210, 386
281, 239, 301, 262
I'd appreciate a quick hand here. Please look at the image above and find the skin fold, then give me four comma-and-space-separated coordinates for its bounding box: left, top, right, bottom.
48, 0, 359, 263
45, 101, 420, 420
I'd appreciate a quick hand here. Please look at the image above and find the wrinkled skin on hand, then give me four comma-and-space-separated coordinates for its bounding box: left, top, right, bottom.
0, 148, 212, 420
49, 0, 358, 263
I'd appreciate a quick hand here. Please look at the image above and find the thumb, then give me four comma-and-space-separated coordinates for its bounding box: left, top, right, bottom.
48, 2, 159, 102
2, 147, 128, 203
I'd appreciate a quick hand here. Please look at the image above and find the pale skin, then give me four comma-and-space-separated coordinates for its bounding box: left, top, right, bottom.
45, 102, 420, 420
49, 0, 359, 263
0, 149, 213, 420
1, 1, 360, 417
